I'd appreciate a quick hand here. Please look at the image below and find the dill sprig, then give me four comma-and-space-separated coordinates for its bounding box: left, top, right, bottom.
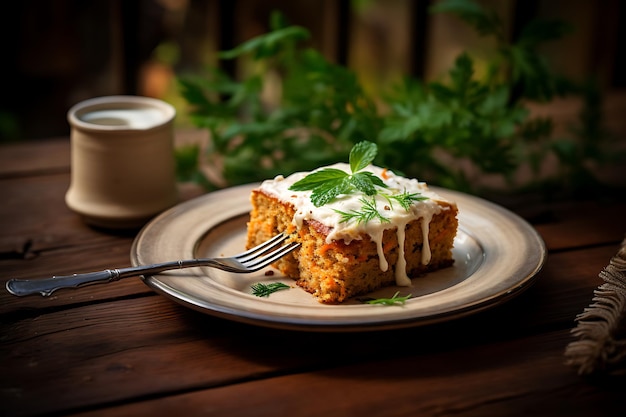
334, 190, 428, 225
334, 196, 390, 225
361, 291, 411, 305
251, 282, 290, 297
381, 191, 428, 211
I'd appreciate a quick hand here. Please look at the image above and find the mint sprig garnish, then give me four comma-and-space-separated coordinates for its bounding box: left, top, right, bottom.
289, 141, 386, 207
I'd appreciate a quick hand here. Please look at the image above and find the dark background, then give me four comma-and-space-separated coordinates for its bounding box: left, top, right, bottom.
1, 0, 625, 142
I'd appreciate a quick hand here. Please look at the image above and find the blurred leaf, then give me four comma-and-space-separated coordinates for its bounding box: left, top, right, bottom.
430, 0, 503, 39
175, 5, 619, 198
517, 19, 574, 47
175, 144, 201, 182
219, 26, 310, 60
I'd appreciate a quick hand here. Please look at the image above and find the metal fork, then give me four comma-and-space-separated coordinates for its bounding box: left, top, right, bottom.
5, 233, 299, 297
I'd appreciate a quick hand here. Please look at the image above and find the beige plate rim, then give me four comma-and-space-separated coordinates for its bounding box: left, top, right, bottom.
131, 184, 546, 332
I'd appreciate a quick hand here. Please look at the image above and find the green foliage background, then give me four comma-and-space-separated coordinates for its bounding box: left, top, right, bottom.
177, 0, 621, 198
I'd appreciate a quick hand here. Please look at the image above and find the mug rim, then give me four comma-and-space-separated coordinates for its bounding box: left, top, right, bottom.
67, 95, 176, 132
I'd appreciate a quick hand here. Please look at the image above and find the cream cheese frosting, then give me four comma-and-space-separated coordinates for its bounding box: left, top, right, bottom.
258, 162, 454, 286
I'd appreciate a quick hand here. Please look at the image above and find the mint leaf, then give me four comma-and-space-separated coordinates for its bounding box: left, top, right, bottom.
289, 141, 387, 207
289, 168, 353, 207
289, 141, 388, 207
351, 171, 386, 195
349, 141, 378, 173
289, 168, 347, 191
310, 177, 352, 207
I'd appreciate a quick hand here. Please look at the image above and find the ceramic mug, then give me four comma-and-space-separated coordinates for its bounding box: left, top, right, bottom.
66, 96, 178, 229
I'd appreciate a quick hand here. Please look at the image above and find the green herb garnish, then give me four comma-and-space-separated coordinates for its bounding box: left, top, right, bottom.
381, 191, 429, 211
288, 141, 386, 207
334, 190, 429, 225
334, 196, 390, 225
290, 141, 429, 224
360, 291, 411, 305
251, 282, 290, 297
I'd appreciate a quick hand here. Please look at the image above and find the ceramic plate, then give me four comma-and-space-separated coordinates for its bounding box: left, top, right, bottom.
131, 184, 546, 332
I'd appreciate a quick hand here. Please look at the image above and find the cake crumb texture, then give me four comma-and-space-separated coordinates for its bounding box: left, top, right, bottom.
246, 189, 458, 304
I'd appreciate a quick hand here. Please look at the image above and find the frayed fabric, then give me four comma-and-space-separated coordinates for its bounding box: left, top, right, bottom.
565, 237, 626, 376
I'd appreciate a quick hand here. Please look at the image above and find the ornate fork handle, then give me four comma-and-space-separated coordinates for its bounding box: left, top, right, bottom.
5, 259, 221, 297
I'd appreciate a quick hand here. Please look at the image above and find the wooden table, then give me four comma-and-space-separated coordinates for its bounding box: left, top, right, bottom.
1, 137, 625, 417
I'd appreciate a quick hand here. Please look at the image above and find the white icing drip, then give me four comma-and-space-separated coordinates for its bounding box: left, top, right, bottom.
372, 229, 388, 272
394, 221, 411, 286
421, 214, 432, 265
259, 163, 453, 281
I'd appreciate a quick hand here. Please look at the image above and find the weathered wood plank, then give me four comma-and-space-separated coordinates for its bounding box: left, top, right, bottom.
0, 131, 208, 178
1, 172, 86, 238
2, 138, 624, 417
0, 220, 144, 313
0, 172, 147, 313
1, 244, 620, 417
0, 177, 203, 313
0, 138, 70, 178
66, 330, 625, 417
533, 201, 626, 251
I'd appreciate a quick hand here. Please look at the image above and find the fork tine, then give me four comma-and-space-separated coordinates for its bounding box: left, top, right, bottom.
242, 242, 300, 271
235, 233, 288, 262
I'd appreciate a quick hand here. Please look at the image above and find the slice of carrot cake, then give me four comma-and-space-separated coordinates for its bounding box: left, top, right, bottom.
246, 141, 458, 304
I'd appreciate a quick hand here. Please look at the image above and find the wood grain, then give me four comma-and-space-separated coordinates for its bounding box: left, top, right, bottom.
1, 138, 625, 417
